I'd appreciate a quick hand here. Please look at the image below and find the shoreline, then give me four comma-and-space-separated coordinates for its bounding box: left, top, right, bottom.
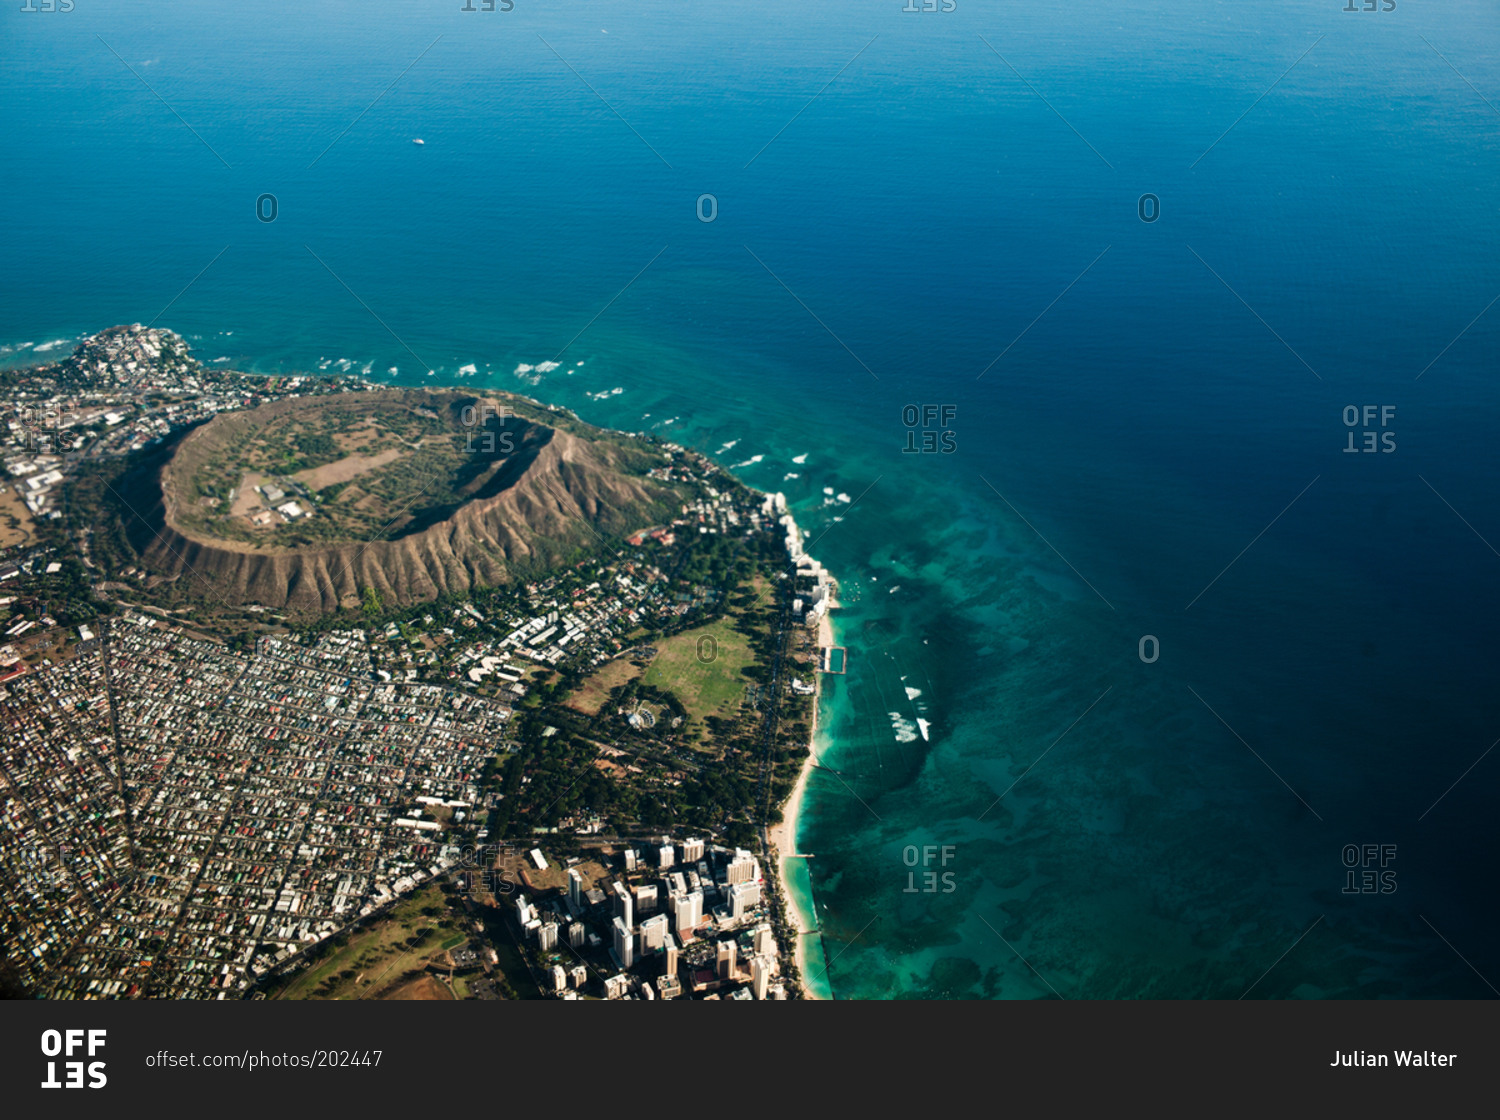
20, 325, 837, 998
768, 608, 834, 1000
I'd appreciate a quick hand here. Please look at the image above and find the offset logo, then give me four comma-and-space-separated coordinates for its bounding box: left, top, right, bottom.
40, 1029, 107, 1089
1341, 843, 1397, 895
901, 844, 957, 893
901, 404, 957, 454
1342, 405, 1396, 453
461, 402, 517, 455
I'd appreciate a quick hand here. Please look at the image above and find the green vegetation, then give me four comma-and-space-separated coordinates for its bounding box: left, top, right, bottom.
160, 389, 678, 554
265, 883, 515, 1001
55, 387, 686, 633
170, 396, 485, 548
642, 613, 758, 721
487, 545, 815, 850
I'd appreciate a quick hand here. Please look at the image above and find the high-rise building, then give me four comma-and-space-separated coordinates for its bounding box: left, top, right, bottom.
753, 923, 776, 957
568, 921, 586, 948
538, 922, 558, 951
726, 849, 758, 885
604, 973, 628, 1000
611, 880, 633, 930
624, 849, 638, 872
613, 915, 634, 969
716, 938, 737, 980
515, 895, 532, 926
552, 964, 567, 994
751, 955, 770, 1000
634, 883, 658, 914
567, 868, 585, 910
658, 844, 675, 870
664, 934, 679, 979
640, 913, 669, 951
571, 964, 589, 989
729, 880, 761, 921
682, 837, 705, 863
673, 890, 702, 938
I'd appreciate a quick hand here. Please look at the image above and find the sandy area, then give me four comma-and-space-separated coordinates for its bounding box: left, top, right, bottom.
293, 447, 403, 490
380, 974, 454, 1000
0, 486, 36, 550
229, 472, 270, 518
769, 609, 834, 999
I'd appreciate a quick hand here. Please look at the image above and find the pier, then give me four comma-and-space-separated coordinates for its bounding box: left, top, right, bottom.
817, 645, 847, 674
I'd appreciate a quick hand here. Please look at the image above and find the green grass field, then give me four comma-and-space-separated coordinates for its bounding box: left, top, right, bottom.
641, 616, 754, 721
271, 884, 465, 1001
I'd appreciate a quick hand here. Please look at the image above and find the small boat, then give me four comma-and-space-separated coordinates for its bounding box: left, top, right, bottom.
412, 138, 425, 146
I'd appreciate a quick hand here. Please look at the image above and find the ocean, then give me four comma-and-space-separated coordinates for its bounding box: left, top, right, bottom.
4, 0, 1498, 997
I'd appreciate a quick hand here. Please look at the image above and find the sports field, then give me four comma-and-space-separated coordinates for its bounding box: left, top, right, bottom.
641, 616, 753, 721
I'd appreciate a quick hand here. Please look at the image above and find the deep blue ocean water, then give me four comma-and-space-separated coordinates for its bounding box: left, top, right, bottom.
4, 0, 1499, 997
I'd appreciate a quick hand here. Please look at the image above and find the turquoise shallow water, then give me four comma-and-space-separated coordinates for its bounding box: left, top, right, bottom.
5, 0, 1500, 997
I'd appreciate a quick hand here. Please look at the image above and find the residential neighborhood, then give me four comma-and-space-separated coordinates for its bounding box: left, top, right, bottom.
0, 325, 829, 1000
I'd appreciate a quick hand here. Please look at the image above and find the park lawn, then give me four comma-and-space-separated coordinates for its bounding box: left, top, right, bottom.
641, 615, 754, 722
563, 655, 643, 716
272, 883, 461, 1001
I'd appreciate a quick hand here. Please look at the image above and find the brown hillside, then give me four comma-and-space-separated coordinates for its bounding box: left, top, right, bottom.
122, 389, 678, 614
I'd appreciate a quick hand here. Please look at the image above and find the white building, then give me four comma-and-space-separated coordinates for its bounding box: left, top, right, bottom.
751, 955, 771, 1000
716, 939, 737, 980
640, 913, 669, 952
612, 916, 634, 969
753, 923, 776, 958
674, 891, 703, 938
612, 880, 633, 930
634, 883, 658, 913
729, 880, 761, 921
726, 849, 758, 886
